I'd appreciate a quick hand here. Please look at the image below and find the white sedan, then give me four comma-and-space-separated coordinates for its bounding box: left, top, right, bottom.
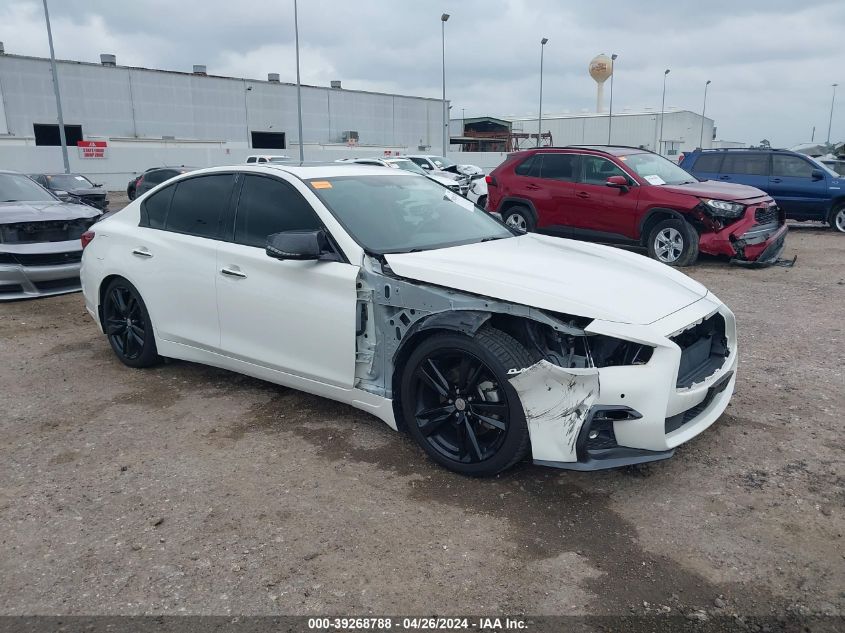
80, 164, 737, 476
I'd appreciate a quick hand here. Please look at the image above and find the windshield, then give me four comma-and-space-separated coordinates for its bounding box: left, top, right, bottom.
429, 155, 456, 169
388, 159, 427, 175
621, 153, 698, 186
308, 175, 513, 254
46, 174, 94, 189
0, 174, 57, 202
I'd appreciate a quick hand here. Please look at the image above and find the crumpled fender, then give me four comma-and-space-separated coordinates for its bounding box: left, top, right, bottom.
508, 360, 600, 463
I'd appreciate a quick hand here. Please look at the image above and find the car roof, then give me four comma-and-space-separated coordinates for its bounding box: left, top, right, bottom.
176, 163, 415, 180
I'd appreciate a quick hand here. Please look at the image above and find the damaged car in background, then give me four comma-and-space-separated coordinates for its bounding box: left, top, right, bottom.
81, 164, 737, 476
1, 170, 102, 300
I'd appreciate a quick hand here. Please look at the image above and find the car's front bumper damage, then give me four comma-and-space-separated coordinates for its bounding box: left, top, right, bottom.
698, 202, 789, 267
510, 297, 738, 471
0, 240, 83, 300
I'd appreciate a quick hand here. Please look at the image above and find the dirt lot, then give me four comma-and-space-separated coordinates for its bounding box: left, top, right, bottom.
0, 200, 843, 624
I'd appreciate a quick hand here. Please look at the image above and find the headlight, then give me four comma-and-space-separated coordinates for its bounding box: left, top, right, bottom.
703, 199, 745, 218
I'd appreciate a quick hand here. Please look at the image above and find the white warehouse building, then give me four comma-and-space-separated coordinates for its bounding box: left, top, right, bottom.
0, 51, 445, 149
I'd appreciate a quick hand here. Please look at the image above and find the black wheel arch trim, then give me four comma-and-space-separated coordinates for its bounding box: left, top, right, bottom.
638, 207, 689, 242
498, 197, 539, 223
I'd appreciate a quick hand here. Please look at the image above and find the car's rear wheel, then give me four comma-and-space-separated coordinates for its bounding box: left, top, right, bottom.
399, 327, 533, 476
828, 204, 845, 233
102, 278, 159, 368
127, 187, 136, 201
647, 218, 699, 266
502, 205, 535, 232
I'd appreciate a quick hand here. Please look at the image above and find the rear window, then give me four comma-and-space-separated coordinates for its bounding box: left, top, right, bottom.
721, 153, 769, 176
164, 174, 234, 238
692, 154, 723, 172
541, 154, 578, 181
514, 155, 540, 177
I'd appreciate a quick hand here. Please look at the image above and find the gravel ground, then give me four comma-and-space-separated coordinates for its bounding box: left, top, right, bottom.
0, 198, 842, 624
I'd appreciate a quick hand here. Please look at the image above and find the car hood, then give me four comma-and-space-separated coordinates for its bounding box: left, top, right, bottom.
64, 187, 106, 196
0, 200, 100, 224
384, 234, 708, 325
428, 174, 460, 186
660, 180, 768, 202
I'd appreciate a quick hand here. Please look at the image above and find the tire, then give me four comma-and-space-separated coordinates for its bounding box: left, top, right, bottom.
399, 326, 533, 476
127, 187, 136, 201
646, 218, 699, 266
478, 195, 488, 210
502, 205, 536, 233
828, 204, 845, 233
102, 278, 160, 368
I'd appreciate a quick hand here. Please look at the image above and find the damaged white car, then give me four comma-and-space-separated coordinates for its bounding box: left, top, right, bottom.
81, 164, 737, 476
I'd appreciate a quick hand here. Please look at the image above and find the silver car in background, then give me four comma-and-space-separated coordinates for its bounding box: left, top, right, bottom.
0, 171, 101, 300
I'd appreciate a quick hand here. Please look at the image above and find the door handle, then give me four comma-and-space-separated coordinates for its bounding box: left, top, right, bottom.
220, 266, 247, 279
525, 184, 541, 190
576, 191, 590, 199
771, 178, 782, 183
131, 248, 153, 258
719, 175, 731, 180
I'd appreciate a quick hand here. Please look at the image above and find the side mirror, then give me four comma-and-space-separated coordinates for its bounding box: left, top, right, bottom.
811, 169, 824, 181
606, 175, 629, 191
265, 229, 339, 262
420, 163, 431, 170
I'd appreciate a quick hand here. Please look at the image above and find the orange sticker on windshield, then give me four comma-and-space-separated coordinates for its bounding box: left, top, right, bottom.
311, 180, 333, 189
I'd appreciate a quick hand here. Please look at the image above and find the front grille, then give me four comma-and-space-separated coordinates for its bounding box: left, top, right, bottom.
0, 283, 23, 294
0, 217, 96, 244
80, 194, 107, 208
33, 278, 80, 291
8, 251, 82, 266
755, 206, 778, 225
672, 314, 729, 388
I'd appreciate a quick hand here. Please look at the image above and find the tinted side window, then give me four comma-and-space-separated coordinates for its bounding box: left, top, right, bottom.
142, 185, 175, 229
246, 157, 257, 163
721, 153, 769, 176
234, 175, 322, 247
693, 154, 723, 172
540, 154, 577, 181
514, 156, 536, 176
165, 174, 234, 238
581, 156, 626, 184
258, 158, 267, 163
772, 155, 814, 178
408, 157, 428, 169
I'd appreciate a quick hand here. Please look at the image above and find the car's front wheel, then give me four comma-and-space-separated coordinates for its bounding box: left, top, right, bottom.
102, 278, 159, 368
502, 205, 535, 232
399, 327, 533, 476
647, 218, 699, 266
828, 204, 845, 233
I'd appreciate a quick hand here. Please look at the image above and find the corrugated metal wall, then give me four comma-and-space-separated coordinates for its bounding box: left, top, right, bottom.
0, 55, 443, 149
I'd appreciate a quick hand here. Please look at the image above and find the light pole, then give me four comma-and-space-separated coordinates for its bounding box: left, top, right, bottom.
41, 0, 69, 173
607, 53, 617, 144
294, 0, 304, 163
827, 83, 838, 144
658, 68, 670, 155
699, 79, 711, 149
441, 13, 450, 156
537, 37, 549, 148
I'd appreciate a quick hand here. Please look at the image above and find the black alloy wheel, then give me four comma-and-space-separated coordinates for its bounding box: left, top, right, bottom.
102, 279, 159, 367
400, 328, 532, 476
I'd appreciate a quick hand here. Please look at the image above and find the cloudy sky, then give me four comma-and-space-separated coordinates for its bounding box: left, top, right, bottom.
1, 0, 842, 147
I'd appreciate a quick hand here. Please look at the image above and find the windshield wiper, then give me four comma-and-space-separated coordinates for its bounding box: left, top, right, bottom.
480, 236, 507, 243
1, 199, 20, 202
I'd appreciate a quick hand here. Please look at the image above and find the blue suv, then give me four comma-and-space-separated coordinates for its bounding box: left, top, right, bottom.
680, 149, 845, 232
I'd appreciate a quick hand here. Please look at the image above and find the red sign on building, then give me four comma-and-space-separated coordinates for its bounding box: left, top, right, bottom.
77, 140, 107, 159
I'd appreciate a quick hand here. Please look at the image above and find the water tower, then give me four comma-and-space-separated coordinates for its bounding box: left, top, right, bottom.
589, 54, 613, 112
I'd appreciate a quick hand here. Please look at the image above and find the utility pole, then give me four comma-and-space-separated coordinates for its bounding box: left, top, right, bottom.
441, 13, 450, 156
294, 0, 304, 163
607, 53, 617, 144
699, 80, 711, 149
827, 83, 838, 145
42, 0, 69, 173
538, 38, 548, 147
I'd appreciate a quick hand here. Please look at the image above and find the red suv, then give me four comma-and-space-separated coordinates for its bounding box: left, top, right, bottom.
485, 146, 788, 266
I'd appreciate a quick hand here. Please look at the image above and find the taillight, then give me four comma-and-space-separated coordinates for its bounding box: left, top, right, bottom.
136, 176, 144, 188
81, 231, 95, 249
485, 175, 497, 186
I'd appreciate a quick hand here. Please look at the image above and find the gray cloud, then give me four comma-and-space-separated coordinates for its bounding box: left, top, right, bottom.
1, 0, 842, 146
